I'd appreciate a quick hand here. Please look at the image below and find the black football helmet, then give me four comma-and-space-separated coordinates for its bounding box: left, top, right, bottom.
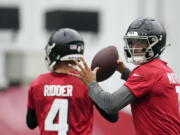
123, 17, 167, 65
45, 28, 84, 70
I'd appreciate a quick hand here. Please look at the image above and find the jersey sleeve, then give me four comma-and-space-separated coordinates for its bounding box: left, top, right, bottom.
27, 85, 35, 109
124, 67, 155, 98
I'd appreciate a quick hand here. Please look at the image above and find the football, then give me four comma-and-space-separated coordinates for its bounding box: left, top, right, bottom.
91, 45, 119, 82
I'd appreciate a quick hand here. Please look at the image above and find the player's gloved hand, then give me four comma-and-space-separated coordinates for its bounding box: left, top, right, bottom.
116, 57, 128, 74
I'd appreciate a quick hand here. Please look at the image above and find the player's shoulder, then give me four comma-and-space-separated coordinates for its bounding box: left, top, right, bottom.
69, 72, 87, 85
131, 59, 165, 78
30, 72, 51, 87
135, 59, 165, 71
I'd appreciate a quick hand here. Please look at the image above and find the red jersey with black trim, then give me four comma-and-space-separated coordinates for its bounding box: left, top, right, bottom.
125, 59, 180, 135
27, 72, 94, 135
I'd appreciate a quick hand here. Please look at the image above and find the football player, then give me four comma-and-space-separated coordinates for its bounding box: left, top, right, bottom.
70, 18, 180, 134
26, 28, 118, 135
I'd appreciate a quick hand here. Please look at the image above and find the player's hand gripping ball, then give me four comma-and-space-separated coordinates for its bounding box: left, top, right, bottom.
91, 46, 119, 82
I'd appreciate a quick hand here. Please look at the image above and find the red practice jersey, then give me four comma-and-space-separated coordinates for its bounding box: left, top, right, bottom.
125, 59, 180, 135
28, 72, 94, 135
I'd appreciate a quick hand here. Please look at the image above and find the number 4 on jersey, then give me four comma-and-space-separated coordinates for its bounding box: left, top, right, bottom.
45, 99, 69, 135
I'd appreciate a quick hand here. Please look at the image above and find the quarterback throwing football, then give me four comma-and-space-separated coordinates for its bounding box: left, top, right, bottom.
71, 17, 180, 135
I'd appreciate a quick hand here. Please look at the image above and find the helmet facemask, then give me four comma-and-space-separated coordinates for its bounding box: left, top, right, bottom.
124, 35, 159, 65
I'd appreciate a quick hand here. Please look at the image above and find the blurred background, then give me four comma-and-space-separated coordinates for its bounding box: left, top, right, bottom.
0, 0, 179, 135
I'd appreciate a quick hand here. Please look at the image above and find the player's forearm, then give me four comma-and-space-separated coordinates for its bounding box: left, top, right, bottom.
88, 82, 135, 114
121, 68, 131, 81
26, 108, 38, 129
94, 103, 119, 122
